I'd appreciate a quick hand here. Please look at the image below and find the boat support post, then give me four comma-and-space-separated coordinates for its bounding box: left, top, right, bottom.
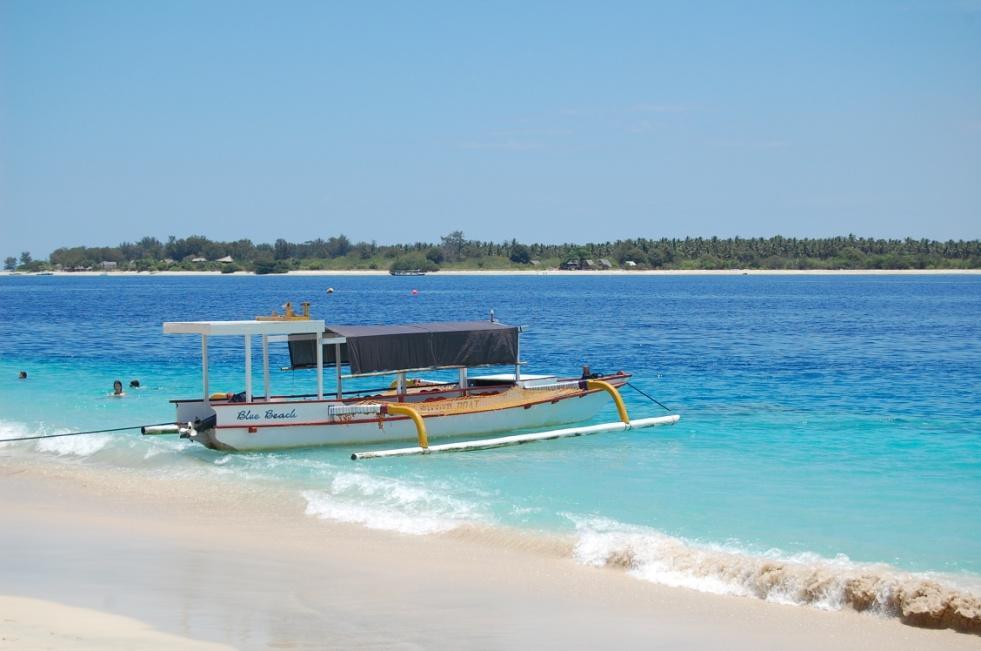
201, 335, 209, 403
262, 335, 270, 400
335, 343, 343, 399
244, 334, 252, 402
315, 330, 324, 400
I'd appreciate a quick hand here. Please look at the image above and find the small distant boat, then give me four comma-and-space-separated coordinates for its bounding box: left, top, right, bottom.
390, 269, 426, 276
35, 271, 54, 276
148, 307, 680, 456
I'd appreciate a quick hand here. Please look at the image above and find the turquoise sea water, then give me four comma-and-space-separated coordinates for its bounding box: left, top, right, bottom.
1, 274, 979, 608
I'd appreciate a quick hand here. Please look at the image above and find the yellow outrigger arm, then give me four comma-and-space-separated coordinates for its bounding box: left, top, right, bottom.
585, 379, 630, 423
385, 404, 429, 448
352, 380, 679, 460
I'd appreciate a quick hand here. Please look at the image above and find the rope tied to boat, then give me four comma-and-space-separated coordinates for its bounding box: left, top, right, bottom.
625, 382, 673, 412
0, 421, 178, 444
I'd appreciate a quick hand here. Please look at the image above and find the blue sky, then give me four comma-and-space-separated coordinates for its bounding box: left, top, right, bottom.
1, 1, 979, 257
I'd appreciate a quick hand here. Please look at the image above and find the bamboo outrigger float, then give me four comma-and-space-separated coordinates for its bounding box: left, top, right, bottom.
149, 309, 680, 457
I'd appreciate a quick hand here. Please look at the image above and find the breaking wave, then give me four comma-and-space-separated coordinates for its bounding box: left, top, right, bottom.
35, 432, 113, 457
568, 515, 981, 633
0, 420, 33, 447
301, 472, 488, 535
0, 420, 112, 457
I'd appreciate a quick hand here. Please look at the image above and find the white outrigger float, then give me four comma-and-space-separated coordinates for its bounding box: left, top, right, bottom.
145, 309, 679, 458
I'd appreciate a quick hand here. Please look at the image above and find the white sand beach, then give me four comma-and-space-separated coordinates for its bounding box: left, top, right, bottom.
0, 596, 233, 650
1, 460, 977, 650
2, 268, 980, 278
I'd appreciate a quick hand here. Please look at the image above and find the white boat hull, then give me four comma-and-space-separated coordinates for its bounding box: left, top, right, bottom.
183, 390, 615, 451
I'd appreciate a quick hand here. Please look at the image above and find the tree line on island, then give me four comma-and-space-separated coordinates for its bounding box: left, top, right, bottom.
5, 231, 980, 273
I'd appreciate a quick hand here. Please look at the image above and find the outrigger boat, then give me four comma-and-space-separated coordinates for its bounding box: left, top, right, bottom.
146, 307, 679, 458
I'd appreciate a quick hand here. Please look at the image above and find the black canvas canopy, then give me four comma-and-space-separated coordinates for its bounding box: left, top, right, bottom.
288, 321, 519, 375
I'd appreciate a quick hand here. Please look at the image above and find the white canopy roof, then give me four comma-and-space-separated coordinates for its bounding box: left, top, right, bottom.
164, 320, 327, 337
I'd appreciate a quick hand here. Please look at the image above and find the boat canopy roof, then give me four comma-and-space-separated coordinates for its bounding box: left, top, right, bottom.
288, 321, 519, 375
164, 319, 326, 337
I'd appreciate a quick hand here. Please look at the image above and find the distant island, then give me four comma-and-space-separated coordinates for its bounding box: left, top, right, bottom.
5, 231, 979, 274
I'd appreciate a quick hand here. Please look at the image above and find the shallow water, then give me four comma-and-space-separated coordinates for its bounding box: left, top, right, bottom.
1, 274, 979, 607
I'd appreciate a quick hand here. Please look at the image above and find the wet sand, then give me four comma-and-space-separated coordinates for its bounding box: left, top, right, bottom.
0, 461, 977, 650
0, 596, 232, 650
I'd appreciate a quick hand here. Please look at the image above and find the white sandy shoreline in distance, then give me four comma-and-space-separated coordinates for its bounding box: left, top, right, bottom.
0, 459, 978, 650
1, 268, 979, 277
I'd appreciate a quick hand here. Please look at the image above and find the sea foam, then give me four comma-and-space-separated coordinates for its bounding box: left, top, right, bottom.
0, 420, 32, 446
0, 420, 112, 457
35, 432, 112, 457
568, 515, 981, 633
301, 472, 487, 535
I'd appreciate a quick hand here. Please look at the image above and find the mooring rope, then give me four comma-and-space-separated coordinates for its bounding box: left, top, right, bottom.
0, 421, 177, 444
625, 382, 673, 412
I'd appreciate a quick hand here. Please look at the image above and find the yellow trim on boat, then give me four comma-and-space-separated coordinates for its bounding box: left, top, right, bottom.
586, 380, 630, 423
386, 404, 429, 448
369, 380, 629, 424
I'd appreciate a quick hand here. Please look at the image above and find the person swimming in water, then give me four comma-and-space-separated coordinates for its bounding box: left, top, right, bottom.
129, 379, 140, 388
112, 379, 125, 397
18, 371, 27, 380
